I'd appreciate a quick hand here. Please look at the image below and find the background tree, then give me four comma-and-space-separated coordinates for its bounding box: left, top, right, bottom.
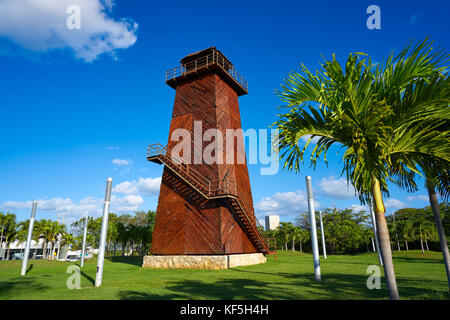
4, 217, 17, 260
0, 212, 16, 260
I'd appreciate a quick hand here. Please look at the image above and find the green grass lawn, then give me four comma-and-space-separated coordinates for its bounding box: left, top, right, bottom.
0, 250, 448, 300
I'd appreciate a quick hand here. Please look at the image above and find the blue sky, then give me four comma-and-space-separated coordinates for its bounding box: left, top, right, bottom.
0, 0, 448, 226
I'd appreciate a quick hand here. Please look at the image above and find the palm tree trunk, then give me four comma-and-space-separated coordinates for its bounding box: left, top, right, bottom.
300, 241, 303, 253
106, 241, 110, 257
48, 242, 52, 260
392, 213, 401, 251
425, 238, 429, 251
42, 241, 47, 259
6, 239, 10, 260
0, 226, 4, 258
57, 241, 61, 260
405, 240, 409, 251
122, 241, 126, 256
292, 239, 295, 252
426, 180, 450, 290
420, 237, 424, 254
372, 178, 400, 300
51, 241, 56, 260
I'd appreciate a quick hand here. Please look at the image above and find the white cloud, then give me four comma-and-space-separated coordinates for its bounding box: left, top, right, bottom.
112, 180, 136, 194
348, 204, 369, 213
406, 195, 429, 202
385, 198, 407, 210
1, 198, 73, 211
112, 158, 133, 166
107, 146, 119, 150
113, 177, 161, 196
110, 194, 144, 213
318, 176, 357, 199
1, 175, 161, 225
0, 197, 101, 224
0, 194, 146, 224
255, 190, 320, 217
103, 0, 114, 12
0, 0, 138, 62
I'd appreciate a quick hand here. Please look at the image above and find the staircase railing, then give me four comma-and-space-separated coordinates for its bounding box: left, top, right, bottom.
231, 190, 272, 254
147, 143, 271, 254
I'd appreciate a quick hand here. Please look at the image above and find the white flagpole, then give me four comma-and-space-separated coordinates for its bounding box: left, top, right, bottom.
306, 176, 321, 281
95, 177, 112, 287
21, 201, 37, 276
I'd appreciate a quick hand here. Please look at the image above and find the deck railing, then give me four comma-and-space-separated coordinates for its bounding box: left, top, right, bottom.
165, 50, 248, 92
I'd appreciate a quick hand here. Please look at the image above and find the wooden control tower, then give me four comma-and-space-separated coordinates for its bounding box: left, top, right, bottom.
147, 47, 274, 256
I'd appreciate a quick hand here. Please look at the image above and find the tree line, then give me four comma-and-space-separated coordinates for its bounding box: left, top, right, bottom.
0, 210, 156, 260
0, 212, 70, 260
70, 210, 156, 257
387, 203, 449, 253
262, 203, 449, 256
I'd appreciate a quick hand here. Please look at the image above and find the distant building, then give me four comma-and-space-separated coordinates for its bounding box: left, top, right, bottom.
0, 238, 76, 261
265, 215, 280, 231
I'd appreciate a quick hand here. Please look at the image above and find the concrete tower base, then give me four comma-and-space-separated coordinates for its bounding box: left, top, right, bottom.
142, 253, 266, 270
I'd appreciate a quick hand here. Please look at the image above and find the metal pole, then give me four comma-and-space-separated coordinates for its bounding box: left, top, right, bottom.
95, 177, 112, 287
305, 176, 321, 281
21, 201, 37, 276
318, 211, 327, 259
369, 202, 383, 265
80, 215, 88, 268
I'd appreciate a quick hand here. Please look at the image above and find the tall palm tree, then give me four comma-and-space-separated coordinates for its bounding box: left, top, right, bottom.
117, 222, 129, 256
1, 212, 16, 260
362, 228, 373, 252
16, 221, 30, 249
387, 72, 450, 287
399, 219, 415, 251
278, 222, 294, 251
422, 220, 438, 252
415, 217, 434, 254
424, 167, 450, 283
59, 233, 75, 259
48, 221, 65, 260
35, 219, 53, 259
273, 39, 449, 299
291, 227, 300, 252
4, 222, 17, 260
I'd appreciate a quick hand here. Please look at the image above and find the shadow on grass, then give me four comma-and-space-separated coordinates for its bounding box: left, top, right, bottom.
117, 278, 288, 300
393, 257, 444, 264
117, 271, 448, 300
0, 277, 50, 299
80, 270, 95, 286
107, 256, 143, 267
26, 264, 34, 275
118, 291, 184, 300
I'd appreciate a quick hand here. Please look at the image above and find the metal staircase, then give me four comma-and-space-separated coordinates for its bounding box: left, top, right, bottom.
147, 143, 276, 257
